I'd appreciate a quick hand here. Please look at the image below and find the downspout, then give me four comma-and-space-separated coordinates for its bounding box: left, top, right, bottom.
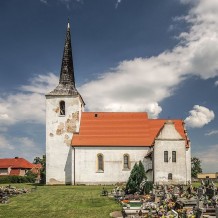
152, 148, 154, 184
73, 146, 75, 185
185, 147, 187, 185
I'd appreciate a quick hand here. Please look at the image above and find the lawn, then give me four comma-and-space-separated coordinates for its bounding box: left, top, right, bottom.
0, 184, 121, 218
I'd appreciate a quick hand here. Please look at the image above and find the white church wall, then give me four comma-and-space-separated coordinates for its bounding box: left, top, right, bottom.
73, 147, 150, 185
186, 146, 191, 182
154, 140, 187, 185
46, 95, 83, 184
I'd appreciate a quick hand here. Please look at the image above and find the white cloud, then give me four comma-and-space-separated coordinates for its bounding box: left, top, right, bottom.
0, 73, 57, 126
184, 105, 215, 128
1, 0, 218, 123
215, 81, 218, 86
79, 0, 218, 117
20, 73, 58, 94
205, 130, 218, 136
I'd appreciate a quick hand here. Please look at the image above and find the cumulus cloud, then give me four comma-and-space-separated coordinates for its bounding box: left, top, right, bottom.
205, 130, 218, 136
79, 0, 218, 117
0, 73, 57, 126
215, 81, 218, 86
1, 0, 218, 123
184, 105, 215, 128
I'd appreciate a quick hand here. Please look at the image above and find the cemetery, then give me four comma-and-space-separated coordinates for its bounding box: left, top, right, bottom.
109, 180, 218, 218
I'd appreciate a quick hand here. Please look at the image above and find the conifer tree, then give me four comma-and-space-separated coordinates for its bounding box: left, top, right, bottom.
126, 161, 147, 194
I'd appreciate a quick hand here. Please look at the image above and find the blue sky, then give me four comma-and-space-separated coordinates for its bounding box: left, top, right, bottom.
0, 0, 218, 172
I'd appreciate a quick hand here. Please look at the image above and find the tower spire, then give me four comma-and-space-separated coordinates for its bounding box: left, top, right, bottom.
48, 21, 78, 96
59, 19, 75, 86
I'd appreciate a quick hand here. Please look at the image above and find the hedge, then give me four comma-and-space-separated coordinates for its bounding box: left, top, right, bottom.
0, 175, 36, 184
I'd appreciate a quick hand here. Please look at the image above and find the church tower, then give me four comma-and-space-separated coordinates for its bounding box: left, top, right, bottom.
45, 22, 85, 184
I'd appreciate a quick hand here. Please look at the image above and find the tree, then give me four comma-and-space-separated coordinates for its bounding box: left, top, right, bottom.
126, 161, 147, 194
191, 157, 202, 178
33, 155, 46, 184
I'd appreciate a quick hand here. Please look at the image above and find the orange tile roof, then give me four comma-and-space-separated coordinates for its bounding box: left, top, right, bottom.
0, 158, 35, 169
72, 112, 189, 147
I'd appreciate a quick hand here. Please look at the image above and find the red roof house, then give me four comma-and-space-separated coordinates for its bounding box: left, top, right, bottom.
0, 157, 41, 176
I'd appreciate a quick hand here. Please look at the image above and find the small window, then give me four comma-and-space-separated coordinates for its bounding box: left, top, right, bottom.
164, 151, 168, 162
95, 113, 98, 117
123, 154, 130, 169
168, 173, 173, 180
60, 101, 65, 115
172, 151, 176, 162
97, 154, 104, 172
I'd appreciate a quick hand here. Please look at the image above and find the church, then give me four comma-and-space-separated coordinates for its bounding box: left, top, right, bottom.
45, 22, 191, 185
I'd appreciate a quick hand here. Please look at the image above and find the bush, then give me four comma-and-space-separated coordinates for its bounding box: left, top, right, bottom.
126, 161, 147, 194
0, 175, 36, 184
144, 181, 153, 194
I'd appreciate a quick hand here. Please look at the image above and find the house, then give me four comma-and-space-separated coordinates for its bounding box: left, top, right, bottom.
45, 22, 191, 185
197, 173, 218, 180
0, 157, 41, 177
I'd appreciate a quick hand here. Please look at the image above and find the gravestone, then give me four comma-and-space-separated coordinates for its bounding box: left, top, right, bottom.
197, 187, 204, 199
205, 188, 215, 199
173, 186, 180, 195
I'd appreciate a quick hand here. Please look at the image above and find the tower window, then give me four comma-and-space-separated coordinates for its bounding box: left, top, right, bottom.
172, 151, 176, 162
164, 151, 168, 162
123, 154, 130, 170
60, 101, 65, 115
97, 154, 104, 172
168, 173, 173, 180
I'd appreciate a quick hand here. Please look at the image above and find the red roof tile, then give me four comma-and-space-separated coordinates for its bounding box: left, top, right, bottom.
72, 112, 189, 147
0, 158, 35, 169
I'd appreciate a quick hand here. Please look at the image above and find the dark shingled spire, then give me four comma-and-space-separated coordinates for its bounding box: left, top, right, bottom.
59, 21, 75, 86
48, 21, 79, 96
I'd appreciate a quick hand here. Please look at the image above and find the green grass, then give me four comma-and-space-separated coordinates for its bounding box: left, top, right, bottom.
0, 184, 121, 218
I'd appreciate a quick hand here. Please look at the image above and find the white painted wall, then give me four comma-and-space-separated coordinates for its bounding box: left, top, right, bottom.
154, 140, 187, 184
46, 95, 84, 184
73, 147, 150, 185
186, 146, 191, 182
153, 121, 189, 185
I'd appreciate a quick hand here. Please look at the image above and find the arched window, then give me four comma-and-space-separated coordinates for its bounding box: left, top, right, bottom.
60, 101, 65, 115
97, 154, 104, 172
168, 173, 173, 180
123, 154, 130, 169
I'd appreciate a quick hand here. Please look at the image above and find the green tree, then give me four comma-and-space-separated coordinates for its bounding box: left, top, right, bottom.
191, 157, 202, 178
126, 161, 147, 194
33, 155, 46, 184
